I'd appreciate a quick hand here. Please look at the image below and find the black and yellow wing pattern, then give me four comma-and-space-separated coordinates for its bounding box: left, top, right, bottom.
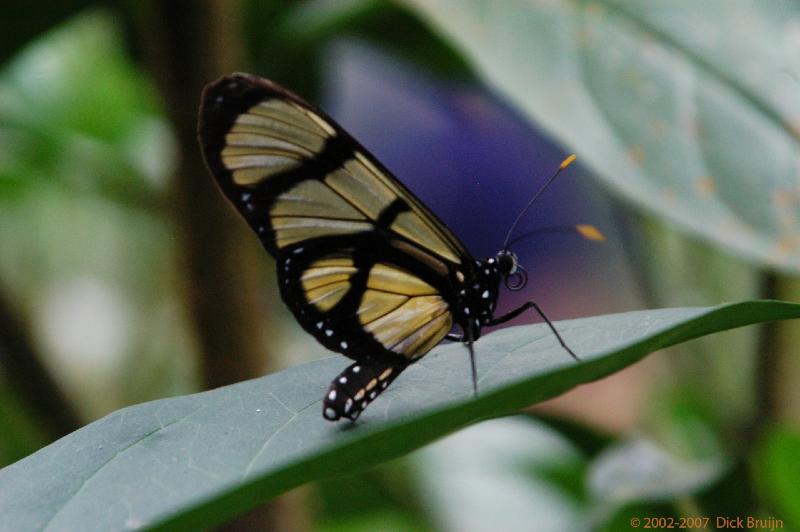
198, 73, 477, 421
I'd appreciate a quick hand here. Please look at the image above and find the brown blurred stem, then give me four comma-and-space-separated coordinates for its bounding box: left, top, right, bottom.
133, 0, 272, 389
0, 288, 82, 440
747, 272, 779, 444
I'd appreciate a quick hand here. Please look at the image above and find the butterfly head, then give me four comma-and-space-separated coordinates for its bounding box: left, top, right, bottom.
495, 249, 528, 291
456, 250, 526, 339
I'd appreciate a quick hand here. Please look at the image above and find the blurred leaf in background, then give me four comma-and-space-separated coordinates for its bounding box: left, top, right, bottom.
414, 418, 586, 531
0, 11, 171, 202
399, 0, 800, 273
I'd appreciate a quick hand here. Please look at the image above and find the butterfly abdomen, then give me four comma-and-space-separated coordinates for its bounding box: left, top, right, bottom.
323, 361, 407, 421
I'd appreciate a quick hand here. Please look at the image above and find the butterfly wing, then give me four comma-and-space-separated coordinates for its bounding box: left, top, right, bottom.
198, 74, 473, 417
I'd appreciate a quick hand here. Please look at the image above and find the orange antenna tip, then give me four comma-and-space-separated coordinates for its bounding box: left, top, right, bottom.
503, 154, 579, 249
560, 154, 577, 170
576, 224, 605, 242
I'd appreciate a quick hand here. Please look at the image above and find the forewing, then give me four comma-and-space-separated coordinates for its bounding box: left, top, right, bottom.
198, 73, 469, 266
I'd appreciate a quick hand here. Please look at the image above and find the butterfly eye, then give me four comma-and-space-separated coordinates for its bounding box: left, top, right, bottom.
495, 250, 518, 275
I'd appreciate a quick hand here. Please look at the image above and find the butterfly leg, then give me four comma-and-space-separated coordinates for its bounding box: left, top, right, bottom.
447, 330, 478, 395
322, 361, 407, 422
464, 326, 479, 397
488, 301, 580, 361
467, 339, 478, 398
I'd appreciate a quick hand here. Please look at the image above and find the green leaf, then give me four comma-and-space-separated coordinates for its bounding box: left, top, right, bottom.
398, 0, 800, 273
1, 301, 798, 531
752, 425, 800, 528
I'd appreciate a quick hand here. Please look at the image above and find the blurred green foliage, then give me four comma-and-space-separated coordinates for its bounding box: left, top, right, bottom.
753, 425, 800, 529
0, 11, 168, 201
0, 12, 194, 427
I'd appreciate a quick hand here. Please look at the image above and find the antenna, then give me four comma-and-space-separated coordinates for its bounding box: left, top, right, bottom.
502, 154, 577, 250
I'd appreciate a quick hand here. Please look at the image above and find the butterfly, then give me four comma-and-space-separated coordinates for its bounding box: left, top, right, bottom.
198, 73, 600, 422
